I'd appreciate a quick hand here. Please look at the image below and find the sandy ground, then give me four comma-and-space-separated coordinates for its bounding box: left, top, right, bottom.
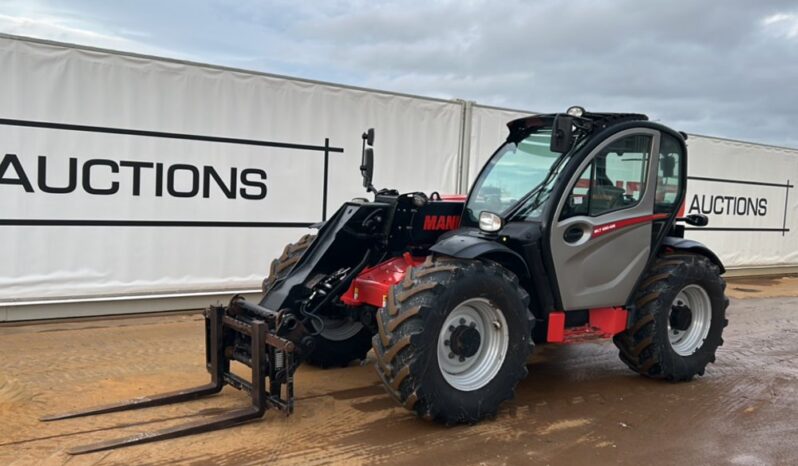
726, 274, 798, 300
1, 277, 797, 465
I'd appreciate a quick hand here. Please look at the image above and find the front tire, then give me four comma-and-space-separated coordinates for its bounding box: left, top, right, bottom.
613, 252, 729, 381
373, 257, 533, 424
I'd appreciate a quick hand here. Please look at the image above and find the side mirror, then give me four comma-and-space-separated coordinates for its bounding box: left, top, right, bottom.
363, 128, 375, 146
680, 214, 709, 227
550, 115, 574, 153
361, 147, 374, 191
661, 154, 676, 178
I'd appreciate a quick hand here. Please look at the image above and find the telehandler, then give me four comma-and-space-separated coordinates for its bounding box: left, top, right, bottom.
44, 107, 727, 454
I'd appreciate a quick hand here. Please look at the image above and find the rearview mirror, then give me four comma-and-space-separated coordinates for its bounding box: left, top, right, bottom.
550, 115, 574, 153
364, 128, 375, 146
676, 214, 709, 227
682, 214, 709, 227
361, 147, 374, 190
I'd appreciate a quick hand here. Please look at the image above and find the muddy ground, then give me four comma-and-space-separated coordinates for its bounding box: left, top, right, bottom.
1, 278, 797, 465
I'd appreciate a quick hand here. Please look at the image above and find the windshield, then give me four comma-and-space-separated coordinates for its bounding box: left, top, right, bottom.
465, 129, 561, 223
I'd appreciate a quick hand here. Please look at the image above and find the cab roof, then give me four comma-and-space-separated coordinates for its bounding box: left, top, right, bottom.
507, 112, 649, 138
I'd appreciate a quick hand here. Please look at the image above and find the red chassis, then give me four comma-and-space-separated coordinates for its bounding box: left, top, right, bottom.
340, 252, 628, 344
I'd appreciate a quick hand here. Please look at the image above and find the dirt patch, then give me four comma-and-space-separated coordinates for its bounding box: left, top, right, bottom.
726, 274, 798, 299
537, 418, 592, 435
1, 297, 797, 465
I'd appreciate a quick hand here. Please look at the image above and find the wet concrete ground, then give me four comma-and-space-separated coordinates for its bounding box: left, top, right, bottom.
1, 282, 797, 465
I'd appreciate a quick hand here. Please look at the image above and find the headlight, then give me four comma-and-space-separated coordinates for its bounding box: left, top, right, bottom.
479, 211, 503, 233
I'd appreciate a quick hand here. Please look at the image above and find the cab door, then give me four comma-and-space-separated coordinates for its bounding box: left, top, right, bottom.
549, 128, 661, 310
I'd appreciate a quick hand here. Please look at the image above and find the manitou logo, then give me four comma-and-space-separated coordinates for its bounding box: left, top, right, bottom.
423, 215, 460, 231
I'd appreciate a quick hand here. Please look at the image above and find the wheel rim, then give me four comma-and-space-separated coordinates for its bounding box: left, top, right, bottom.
436, 298, 509, 391
668, 284, 712, 356
313, 317, 363, 341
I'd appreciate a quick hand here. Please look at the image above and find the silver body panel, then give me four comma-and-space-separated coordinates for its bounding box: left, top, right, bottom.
550, 128, 661, 310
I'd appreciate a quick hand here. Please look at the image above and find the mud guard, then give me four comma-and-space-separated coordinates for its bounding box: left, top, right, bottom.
430, 230, 530, 279
660, 236, 726, 274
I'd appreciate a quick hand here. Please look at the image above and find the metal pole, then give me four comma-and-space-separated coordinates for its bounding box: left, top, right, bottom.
323, 138, 330, 221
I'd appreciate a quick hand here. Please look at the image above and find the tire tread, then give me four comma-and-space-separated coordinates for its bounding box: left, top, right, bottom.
613, 251, 728, 381
373, 256, 532, 424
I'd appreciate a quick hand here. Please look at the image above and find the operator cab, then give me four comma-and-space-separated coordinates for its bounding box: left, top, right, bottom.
436, 106, 703, 315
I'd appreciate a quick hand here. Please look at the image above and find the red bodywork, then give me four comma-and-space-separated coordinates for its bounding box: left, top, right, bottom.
438, 194, 467, 202
342, 255, 629, 345
546, 308, 628, 343
341, 193, 464, 308
340, 253, 425, 308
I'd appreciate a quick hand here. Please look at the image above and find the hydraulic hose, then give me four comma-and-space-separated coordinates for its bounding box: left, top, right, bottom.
300, 248, 374, 333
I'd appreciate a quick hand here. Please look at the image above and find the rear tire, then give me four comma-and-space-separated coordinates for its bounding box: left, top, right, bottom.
373, 256, 533, 424
613, 252, 729, 381
263, 234, 372, 368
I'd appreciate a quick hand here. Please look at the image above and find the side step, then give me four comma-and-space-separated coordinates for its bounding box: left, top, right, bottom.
40, 304, 296, 455
546, 308, 629, 344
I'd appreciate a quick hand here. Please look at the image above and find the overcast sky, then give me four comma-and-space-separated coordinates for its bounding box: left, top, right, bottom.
1, 0, 797, 147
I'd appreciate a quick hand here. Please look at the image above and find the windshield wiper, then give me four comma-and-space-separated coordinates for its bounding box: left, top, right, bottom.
506, 133, 590, 219
506, 154, 567, 219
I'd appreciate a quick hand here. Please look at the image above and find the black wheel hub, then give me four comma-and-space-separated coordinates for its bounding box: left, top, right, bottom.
670, 304, 693, 331
449, 325, 481, 358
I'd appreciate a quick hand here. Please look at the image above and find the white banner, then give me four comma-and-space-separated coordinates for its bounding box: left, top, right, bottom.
0, 36, 462, 302
684, 135, 798, 268
1, 35, 796, 314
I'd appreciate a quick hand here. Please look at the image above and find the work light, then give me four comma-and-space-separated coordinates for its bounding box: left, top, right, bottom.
567, 106, 585, 117
479, 211, 503, 232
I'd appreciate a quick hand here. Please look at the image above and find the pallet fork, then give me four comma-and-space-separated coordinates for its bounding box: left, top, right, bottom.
41, 300, 296, 455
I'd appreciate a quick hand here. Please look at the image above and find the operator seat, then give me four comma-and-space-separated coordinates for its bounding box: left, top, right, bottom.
590, 183, 625, 211
591, 157, 625, 211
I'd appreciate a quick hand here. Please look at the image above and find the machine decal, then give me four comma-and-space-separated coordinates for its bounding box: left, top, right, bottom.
422, 214, 461, 231
592, 213, 669, 239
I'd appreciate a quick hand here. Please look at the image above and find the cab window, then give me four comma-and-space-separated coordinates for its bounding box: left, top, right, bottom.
561, 134, 652, 219
655, 133, 683, 213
